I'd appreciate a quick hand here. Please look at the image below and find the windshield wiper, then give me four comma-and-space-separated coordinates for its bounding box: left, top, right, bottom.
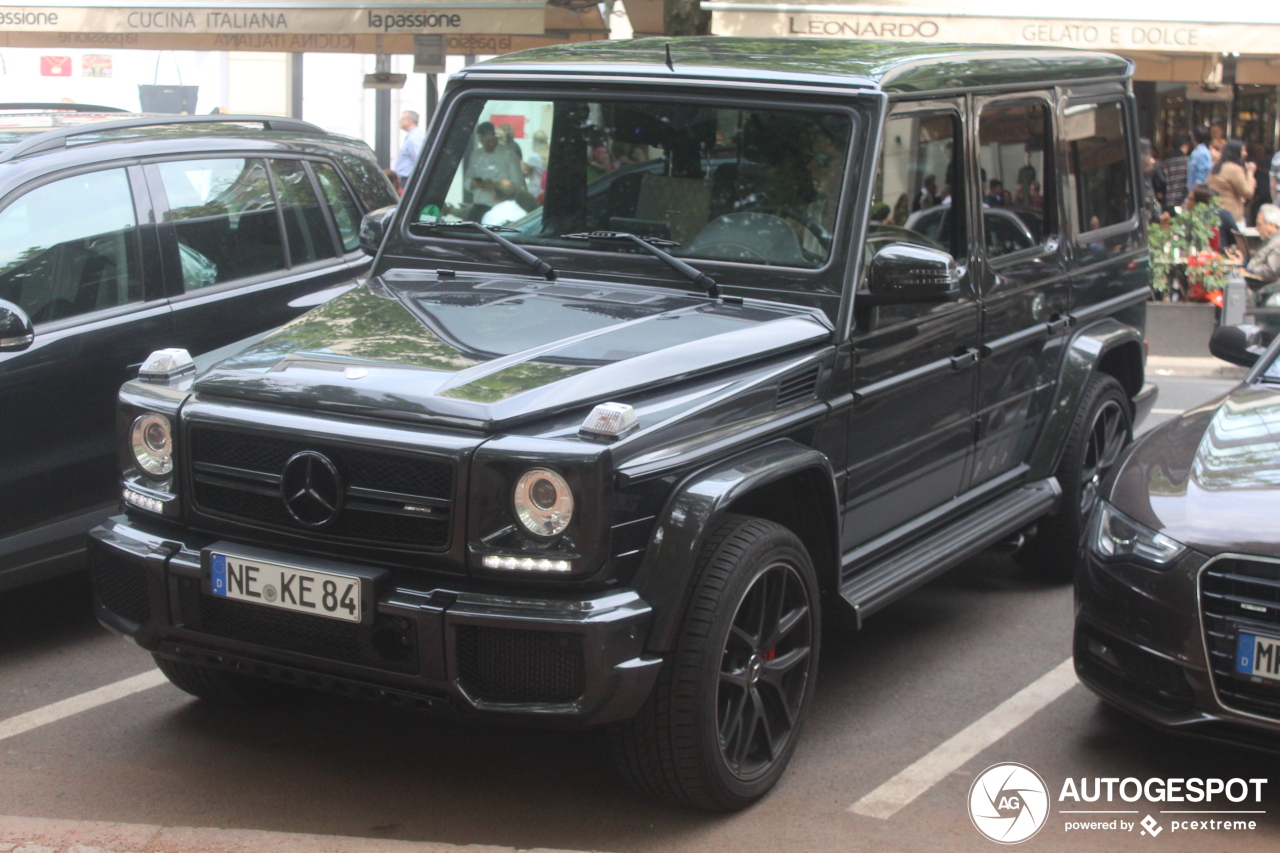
418, 221, 555, 281
562, 231, 719, 298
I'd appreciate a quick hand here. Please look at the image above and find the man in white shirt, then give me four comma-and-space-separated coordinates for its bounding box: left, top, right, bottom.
465, 122, 523, 209
393, 111, 426, 188
481, 179, 528, 226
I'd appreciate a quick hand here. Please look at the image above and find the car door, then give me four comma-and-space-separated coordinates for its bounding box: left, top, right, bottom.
969, 94, 1072, 489
842, 101, 981, 551
0, 164, 172, 559
147, 156, 361, 357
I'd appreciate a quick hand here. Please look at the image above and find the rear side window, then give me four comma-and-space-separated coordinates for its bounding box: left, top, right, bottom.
270, 159, 336, 265
157, 158, 285, 290
332, 150, 398, 211
313, 162, 361, 252
978, 101, 1053, 258
1066, 101, 1135, 234
0, 168, 142, 323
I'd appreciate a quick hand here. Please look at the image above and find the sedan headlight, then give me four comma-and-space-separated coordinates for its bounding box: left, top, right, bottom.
512, 468, 574, 538
130, 413, 173, 478
1091, 501, 1186, 568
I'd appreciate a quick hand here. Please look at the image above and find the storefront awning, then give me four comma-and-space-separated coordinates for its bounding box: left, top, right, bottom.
0, 1, 611, 54
705, 1, 1280, 56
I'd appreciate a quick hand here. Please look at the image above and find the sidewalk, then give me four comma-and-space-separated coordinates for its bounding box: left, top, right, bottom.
0, 815, 605, 853
1146, 355, 1247, 379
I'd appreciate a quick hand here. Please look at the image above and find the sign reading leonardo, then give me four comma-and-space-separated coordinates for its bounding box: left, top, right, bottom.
0, 3, 546, 35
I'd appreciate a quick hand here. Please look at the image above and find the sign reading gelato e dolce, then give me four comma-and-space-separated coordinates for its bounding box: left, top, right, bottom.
0, 5, 545, 35
710, 10, 1275, 54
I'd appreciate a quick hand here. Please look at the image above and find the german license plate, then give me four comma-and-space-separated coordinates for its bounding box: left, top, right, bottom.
1235, 631, 1280, 680
209, 551, 361, 623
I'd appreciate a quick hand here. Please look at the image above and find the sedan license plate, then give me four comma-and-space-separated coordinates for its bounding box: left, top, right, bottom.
1235, 631, 1280, 680
209, 552, 361, 623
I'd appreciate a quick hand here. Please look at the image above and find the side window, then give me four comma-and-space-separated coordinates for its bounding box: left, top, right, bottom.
270, 159, 336, 265
313, 162, 362, 252
332, 150, 398, 210
1065, 101, 1135, 234
872, 112, 963, 257
157, 158, 285, 291
978, 101, 1053, 258
0, 168, 142, 323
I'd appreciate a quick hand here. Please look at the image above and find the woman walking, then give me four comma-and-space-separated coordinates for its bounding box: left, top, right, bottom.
1206, 139, 1257, 222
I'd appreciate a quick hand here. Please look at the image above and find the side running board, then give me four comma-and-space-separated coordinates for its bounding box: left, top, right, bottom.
839, 477, 1061, 629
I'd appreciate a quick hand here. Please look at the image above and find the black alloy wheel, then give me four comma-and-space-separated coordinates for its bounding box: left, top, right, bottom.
718, 561, 813, 780
610, 515, 820, 811
1019, 373, 1132, 580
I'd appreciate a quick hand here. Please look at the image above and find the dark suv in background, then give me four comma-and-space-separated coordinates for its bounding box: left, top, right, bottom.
0, 111, 397, 591
90, 39, 1154, 810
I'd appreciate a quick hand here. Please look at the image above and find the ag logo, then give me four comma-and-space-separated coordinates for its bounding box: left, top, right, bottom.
969, 762, 1050, 844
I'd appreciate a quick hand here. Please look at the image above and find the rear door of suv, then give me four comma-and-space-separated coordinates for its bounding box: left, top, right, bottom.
147, 154, 371, 357
968, 93, 1072, 490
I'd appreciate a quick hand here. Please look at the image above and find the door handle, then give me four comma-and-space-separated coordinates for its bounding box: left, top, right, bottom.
1045, 314, 1072, 335
950, 348, 980, 371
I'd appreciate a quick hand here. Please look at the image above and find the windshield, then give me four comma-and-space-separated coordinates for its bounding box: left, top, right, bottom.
414, 97, 853, 270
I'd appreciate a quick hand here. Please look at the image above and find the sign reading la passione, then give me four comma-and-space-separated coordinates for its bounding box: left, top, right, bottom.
712, 9, 1280, 55
0, 4, 546, 35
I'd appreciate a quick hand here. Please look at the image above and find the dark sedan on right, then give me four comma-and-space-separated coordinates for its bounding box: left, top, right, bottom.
1075, 324, 1280, 749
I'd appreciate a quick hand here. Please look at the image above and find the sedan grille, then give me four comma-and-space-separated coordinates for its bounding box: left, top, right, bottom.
1200, 556, 1280, 721
189, 426, 453, 551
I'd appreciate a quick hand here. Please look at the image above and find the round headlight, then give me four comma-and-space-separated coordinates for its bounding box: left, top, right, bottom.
513, 468, 574, 538
130, 413, 173, 477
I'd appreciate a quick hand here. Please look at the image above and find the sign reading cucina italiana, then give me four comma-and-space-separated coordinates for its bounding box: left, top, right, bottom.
0, 4, 545, 35
711, 9, 1279, 55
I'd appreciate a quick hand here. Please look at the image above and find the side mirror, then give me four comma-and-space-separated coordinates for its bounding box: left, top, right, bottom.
0, 299, 33, 352
863, 242, 960, 305
1209, 323, 1271, 368
358, 205, 397, 257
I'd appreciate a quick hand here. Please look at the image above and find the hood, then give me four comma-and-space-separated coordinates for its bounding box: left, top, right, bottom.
193, 276, 832, 430
1110, 382, 1280, 559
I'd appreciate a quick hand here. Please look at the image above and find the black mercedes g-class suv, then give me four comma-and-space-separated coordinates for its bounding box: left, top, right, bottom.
89, 39, 1156, 811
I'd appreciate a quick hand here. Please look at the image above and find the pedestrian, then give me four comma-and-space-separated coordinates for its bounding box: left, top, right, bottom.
1206, 139, 1256, 224
480, 178, 527, 226
1140, 138, 1162, 223
1155, 135, 1190, 213
382, 169, 401, 194
984, 178, 1003, 206
1244, 204, 1280, 286
523, 129, 548, 197
1187, 125, 1213, 190
393, 110, 426, 188
464, 121, 523, 213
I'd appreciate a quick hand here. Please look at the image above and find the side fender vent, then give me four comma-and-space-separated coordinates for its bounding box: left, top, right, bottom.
776, 365, 821, 409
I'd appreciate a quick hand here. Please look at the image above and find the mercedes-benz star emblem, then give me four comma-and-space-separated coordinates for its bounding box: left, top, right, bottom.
280, 450, 343, 527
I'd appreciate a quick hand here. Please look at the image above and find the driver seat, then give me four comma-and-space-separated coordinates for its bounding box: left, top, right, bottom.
687, 212, 808, 266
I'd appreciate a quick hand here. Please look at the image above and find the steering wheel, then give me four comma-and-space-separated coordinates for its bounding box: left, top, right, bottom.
741, 205, 832, 251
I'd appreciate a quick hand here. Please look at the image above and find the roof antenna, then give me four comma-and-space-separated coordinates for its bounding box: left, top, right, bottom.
665, 42, 674, 72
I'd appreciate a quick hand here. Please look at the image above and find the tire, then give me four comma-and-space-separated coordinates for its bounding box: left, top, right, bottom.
153, 655, 296, 706
1019, 373, 1132, 581
609, 515, 820, 811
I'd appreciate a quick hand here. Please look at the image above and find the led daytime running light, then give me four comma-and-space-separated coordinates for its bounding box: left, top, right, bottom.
124, 487, 164, 514
482, 555, 572, 572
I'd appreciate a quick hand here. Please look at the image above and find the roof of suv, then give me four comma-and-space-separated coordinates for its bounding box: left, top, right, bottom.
464, 37, 1132, 94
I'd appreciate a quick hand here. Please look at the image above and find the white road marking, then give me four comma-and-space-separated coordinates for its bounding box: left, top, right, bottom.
849, 657, 1078, 820
0, 670, 168, 743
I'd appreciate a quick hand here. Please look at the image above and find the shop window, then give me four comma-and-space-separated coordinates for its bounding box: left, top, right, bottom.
271, 159, 336, 265
978, 101, 1052, 258
871, 111, 963, 257
157, 158, 285, 291
0, 168, 142, 323
1065, 101, 1135, 234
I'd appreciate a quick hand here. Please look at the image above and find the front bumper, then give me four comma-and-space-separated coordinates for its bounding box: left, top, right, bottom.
1074, 547, 1280, 752
89, 514, 661, 725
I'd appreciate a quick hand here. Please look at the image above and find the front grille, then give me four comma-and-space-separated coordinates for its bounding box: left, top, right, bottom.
90, 547, 150, 625
189, 426, 453, 551
1201, 556, 1280, 721
455, 624, 585, 704
177, 577, 419, 674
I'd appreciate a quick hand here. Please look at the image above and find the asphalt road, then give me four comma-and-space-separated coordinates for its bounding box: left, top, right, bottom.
2, 373, 1274, 853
